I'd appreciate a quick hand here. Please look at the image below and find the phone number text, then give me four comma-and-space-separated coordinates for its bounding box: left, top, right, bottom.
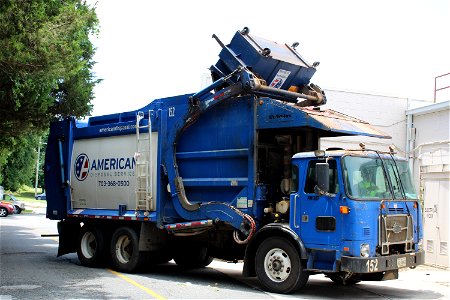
98, 180, 130, 187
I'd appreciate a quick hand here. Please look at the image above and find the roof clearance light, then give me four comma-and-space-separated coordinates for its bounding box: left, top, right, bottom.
314, 150, 326, 158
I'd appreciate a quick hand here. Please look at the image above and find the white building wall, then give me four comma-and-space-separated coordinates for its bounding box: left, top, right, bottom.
407, 102, 450, 268
319, 90, 423, 154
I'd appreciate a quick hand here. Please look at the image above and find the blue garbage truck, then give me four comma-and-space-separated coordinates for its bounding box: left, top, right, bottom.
44, 28, 424, 294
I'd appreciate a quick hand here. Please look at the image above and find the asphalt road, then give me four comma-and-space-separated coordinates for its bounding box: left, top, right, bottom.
1, 212, 449, 299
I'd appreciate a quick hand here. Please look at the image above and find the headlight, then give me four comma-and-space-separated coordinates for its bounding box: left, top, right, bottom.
360, 243, 370, 257
418, 239, 423, 251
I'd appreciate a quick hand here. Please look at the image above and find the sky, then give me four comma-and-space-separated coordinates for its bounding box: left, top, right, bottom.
86, 0, 450, 116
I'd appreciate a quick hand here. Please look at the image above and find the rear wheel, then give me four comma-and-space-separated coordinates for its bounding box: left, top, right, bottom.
173, 246, 213, 269
110, 227, 142, 272
0, 207, 8, 217
77, 226, 105, 267
255, 237, 309, 294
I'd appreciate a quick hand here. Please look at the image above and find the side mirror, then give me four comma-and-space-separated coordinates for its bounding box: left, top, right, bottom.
316, 162, 329, 194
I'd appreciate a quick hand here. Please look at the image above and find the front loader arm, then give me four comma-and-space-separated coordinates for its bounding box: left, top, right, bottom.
162, 67, 323, 242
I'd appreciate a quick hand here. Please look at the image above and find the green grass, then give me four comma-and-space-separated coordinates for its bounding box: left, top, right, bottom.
8, 186, 45, 203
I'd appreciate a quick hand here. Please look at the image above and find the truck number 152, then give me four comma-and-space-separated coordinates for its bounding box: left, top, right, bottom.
366, 259, 378, 272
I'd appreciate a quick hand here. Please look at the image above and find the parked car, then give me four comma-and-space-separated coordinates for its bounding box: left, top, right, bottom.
35, 192, 46, 200
4, 194, 26, 214
0, 201, 15, 217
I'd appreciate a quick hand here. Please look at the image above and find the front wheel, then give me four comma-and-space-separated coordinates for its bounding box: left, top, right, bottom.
110, 227, 142, 273
255, 237, 309, 294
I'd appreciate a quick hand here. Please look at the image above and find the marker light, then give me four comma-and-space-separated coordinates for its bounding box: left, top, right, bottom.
288, 85, 299, 92
340, 206, 350, 214
314, 150, 326, 158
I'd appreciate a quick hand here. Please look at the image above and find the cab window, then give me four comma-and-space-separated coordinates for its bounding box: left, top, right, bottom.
304, 160, 339, 194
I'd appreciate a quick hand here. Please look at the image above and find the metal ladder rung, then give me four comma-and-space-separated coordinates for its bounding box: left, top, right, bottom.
135, 110, 154, 212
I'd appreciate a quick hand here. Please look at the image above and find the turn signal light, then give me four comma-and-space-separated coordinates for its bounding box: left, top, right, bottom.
413, 202, 418, 209
340, 206, 350, 214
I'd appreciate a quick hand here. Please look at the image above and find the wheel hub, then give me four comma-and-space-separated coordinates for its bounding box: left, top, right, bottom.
116, 235, 132, 264
264, 248, 292, 282
81, 231, 96, 259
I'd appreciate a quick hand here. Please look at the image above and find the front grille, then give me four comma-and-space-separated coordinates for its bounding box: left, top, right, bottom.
388, 207, 404, 213
379, 214, 413, 255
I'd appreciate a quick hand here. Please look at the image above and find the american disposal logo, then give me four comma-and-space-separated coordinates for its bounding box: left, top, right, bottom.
270, 78, 284, 88
74, 153, 90, 181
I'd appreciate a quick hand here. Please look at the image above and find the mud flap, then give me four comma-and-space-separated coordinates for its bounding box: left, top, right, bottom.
57, 220, 80, 257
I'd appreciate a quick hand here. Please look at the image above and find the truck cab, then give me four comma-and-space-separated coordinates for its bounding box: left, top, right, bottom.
289, 148, 423, 281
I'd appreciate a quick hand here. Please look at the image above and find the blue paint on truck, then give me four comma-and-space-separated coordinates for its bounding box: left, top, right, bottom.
44, 28, 423, 294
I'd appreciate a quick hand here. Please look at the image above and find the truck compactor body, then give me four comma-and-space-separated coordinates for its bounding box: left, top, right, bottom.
44, 28, 424, 294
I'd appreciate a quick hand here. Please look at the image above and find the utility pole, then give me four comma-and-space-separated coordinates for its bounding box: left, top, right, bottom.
34, 139, 41, 197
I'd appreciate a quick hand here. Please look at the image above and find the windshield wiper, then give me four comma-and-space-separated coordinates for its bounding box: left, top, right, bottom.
388, 153, 407, 200
373, 150, 396, 200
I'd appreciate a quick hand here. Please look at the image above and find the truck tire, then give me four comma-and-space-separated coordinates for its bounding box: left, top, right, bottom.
255, 236, 309, 294
173, 246, 213, 269
77, 226, 105, 267
110, 227, 142, 273
0, 207, 8, 217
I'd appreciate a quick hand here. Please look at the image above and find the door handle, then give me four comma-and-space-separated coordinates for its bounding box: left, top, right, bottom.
293, 194, 300, 228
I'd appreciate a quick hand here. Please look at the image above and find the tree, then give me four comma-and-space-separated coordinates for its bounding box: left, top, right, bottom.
1, 134, 40, 191
0, 0, 99, 137
0, 0, 99, 190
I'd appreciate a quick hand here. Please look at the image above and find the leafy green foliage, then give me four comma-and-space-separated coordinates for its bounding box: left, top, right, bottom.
0, 0, 99, 191
1, 134, 39, 191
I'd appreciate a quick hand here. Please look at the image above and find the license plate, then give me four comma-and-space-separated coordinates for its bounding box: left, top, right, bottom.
397, 257, 407, 268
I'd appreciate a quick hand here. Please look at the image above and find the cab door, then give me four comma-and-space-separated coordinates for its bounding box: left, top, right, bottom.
297, 159, 343, 246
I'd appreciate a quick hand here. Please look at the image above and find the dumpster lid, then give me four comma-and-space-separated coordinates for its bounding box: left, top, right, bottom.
300, 106, 391, 139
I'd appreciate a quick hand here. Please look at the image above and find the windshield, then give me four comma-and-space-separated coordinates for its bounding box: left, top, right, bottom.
343, 156, 417, 200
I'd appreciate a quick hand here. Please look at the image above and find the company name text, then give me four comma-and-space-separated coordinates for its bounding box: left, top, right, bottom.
90, 157, 136, 171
